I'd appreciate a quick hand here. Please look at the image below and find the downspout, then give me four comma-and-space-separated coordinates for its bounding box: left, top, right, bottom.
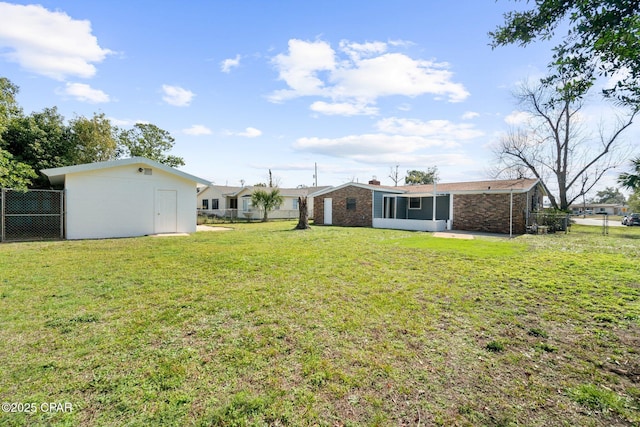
432, 181, 437, 221
371, 190, 374, 227
509, 189, 513, 238
448, 194, 453, 230
433, 180, 437, 231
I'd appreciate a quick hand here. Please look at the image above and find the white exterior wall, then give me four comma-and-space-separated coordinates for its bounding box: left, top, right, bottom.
65, 164, 197, 239
197, 187, 234, 211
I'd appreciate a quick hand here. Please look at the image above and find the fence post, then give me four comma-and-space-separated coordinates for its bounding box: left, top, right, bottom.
1, 188, 4, 242
61, 189, 66, 239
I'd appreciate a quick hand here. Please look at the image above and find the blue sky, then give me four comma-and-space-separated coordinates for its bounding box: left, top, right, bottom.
1, 1, 637, 191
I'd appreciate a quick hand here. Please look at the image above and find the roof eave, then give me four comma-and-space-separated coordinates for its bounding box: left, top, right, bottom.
41, 157, 210, 186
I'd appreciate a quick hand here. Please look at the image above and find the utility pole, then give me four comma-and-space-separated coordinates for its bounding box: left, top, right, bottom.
313, 163, 318, 187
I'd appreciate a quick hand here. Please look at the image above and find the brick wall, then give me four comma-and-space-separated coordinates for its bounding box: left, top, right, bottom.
313, 185, 372, 227
453, 192, 529, 234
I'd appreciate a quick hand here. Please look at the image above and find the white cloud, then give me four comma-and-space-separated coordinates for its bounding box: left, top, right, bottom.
339, 40, 387, 61
108, 117, 149, 126
462, 111, 480, 120
294, 133, 459, 161
109, 117, 131, 126
183, 125, 212, 136
376, 117, 484, 140
61, 82, 110, 103
293, 116, 484, 165
225, 127, 262, 138
269, 38, 469, 115
161, 84, 195, 107
238, 127, 262, 137
332, 53, 469, 102
504, 110, 533, 126
269, 39, 336, 102
221, 54, 241, 73
310, 101, 378, 116
0, 2, 112, 80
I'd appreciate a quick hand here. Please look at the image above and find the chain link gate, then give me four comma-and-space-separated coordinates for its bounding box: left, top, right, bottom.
1, 189, 65, 242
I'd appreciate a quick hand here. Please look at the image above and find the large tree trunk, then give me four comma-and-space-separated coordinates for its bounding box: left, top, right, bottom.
295, 196, 310, 229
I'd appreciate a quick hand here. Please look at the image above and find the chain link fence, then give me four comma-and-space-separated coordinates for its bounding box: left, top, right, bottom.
1, 189, 64, 242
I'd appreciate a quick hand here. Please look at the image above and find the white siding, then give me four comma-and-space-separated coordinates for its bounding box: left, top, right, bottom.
65, 163, 197, 239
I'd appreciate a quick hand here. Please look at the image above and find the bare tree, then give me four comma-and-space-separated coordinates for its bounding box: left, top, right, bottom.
388, 165, 401, 186
494, 81, 637, 210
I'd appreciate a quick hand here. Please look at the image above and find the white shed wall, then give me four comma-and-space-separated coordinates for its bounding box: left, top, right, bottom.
65, 164, 197, 239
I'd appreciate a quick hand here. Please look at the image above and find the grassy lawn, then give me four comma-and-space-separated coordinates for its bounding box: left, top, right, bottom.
1, 222, 639, 426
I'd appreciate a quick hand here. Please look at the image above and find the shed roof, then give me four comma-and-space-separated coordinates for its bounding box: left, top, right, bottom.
41, 157, 210, 187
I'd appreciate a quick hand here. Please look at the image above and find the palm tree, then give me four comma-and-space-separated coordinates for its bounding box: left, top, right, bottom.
618, 157, 640, 190
250, 188, 284, 222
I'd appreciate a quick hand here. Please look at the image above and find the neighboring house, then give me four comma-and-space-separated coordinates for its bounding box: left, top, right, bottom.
196, 185, 243, 218
568, 203, 628, 216
197, 185, 330, 220
312, 178, 545, 235
41, 157, 209, 240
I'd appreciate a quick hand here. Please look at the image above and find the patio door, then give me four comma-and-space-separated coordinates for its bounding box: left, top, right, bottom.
155, 189, 177, 233
324, 198, 332, 225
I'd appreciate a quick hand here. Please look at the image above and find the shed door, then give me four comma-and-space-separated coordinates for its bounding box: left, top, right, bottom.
155, 190, 177, 233
324, 198, 332, 225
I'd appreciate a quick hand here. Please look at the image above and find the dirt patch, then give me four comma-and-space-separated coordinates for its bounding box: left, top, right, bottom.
197, 225, 233, 232
432, 232, 474, 240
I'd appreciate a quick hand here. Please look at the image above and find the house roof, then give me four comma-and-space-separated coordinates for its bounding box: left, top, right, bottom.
401, 178, 541, 194
311, 178, 543, 198
309, 182, 405, 197
41, 157, 210, 187
197, 185, 244, 197
234, 185, 332, 197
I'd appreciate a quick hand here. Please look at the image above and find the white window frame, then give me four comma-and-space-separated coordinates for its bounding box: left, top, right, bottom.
409, 197, 421, 210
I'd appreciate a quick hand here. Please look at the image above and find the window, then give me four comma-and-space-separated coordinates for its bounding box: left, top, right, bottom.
292, 198, 299, 210
346, 197, 356, 210
202, 199, 209, 210
409, 197, 421, 209
212, 199, 219, 210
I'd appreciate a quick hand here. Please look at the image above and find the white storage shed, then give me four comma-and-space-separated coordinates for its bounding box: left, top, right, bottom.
41, 157, 209, 240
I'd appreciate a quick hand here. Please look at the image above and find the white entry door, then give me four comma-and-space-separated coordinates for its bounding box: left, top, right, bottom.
155, 190, 177, 233
324, 198, 332, 225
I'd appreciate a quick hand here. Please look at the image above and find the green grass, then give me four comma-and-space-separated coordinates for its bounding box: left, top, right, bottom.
1, 222, 639, 426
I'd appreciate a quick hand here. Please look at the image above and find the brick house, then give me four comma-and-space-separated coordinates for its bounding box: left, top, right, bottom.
311, 178, 544, 235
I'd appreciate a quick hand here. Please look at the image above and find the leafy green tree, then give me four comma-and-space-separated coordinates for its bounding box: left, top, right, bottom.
628, 190, 640, 212
618, 157, 640, 190
117, 123, 185, 167
69, 113, 118, 164
251, 188, 284, 222
0, 77, 21, 137
592, 187, 626, 204
490, 0, 640, 105
0, 78, 35, 189
0, 148, 37, 190
3, 107, 73, 187
405, 167, 439, 185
